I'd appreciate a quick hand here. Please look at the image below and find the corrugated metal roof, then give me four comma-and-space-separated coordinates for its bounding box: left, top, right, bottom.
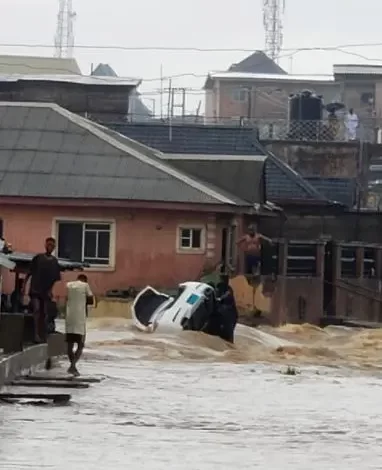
0, 102, 244, 207
333, 64, 382, 76
207, 71, 334, 83
0, 55, 81, 75
0, 74, 140, 87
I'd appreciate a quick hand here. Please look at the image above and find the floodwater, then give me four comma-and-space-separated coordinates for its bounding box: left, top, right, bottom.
2, 319, 382, 469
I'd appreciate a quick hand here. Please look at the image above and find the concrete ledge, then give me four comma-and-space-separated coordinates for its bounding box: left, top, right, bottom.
0, 333, 66, 386
90, 297, 132, 318
0, 344, 48, 385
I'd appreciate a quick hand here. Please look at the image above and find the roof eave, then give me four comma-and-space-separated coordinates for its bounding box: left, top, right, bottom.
208, 74, 334, 85
0, 196, 249, 213
203, 75, 214, 90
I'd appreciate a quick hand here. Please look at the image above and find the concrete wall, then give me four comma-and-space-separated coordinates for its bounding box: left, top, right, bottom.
263, 140, 382, 208
263, 140, 361, 178
341, 81, 375, 118
0, 81, 133, 123
1, 204, 224, 298
90, 298, 132, 318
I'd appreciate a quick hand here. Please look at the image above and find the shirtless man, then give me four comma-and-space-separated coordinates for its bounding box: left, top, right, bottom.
237, 224, 272, 276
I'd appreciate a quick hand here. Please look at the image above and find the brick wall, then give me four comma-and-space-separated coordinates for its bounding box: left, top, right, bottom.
214, 80, 340, 121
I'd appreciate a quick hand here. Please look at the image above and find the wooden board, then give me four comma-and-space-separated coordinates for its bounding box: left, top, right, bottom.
25, 375, 102, 383
9, 380, 89, 389
0, 392, 71, 403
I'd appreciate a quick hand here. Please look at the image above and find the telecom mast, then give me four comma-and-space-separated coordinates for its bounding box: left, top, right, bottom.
263, 0, 285, 62
54, 0, 76, 58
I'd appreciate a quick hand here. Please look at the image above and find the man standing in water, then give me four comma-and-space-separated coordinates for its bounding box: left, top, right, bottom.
24, 237, 61, 343
216, 274, 238, 343
65, 274, 94, 376
237, 224, 272, 276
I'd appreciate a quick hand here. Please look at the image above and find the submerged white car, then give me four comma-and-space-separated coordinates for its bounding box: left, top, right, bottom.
131, 281, 238, 343
131, 281, 216, 333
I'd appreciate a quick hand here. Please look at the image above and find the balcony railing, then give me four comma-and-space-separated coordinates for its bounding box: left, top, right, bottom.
115, 113, 382, 143
254, 118, 378, 143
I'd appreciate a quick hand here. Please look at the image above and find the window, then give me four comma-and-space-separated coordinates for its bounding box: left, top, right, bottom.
232, 88, 248, 102
57, 221, 113, 267
177, 226, 205, 252
360, 92, 374, 105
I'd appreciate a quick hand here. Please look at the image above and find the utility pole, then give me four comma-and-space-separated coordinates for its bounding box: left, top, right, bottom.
160, 65, 164, 119
54, 0, 76, 58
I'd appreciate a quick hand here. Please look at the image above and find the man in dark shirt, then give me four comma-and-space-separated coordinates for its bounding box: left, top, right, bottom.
24, 237, 61, 343
216, 274, 238, 344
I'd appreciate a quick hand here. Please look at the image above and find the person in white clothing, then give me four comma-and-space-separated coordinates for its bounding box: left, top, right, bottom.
345, 108, 359, 141
65, 274, 94, 376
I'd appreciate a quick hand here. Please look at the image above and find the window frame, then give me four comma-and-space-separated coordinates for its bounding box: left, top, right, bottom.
232, 88, 248, 102
176, 225, 206, 254
53, 217, 116, 271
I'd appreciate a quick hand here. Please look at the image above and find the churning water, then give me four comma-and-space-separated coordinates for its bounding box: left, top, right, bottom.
1, 319, 382, 469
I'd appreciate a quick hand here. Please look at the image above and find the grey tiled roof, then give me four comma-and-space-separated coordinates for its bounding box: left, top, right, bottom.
265, 159, 316, 200
108, 122, 259, 155
305, 177, 356, 207
0, 103, 244, 206
164, 155, 266, 205
91, 63, 118, 77
107, 122, 330, 204
228, 51, 287, 75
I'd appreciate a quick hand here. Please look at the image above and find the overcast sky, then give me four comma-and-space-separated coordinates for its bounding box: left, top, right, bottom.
1, 0, 382, 115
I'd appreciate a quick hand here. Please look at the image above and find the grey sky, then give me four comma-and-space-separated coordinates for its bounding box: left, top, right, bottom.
1, 0, 382, 115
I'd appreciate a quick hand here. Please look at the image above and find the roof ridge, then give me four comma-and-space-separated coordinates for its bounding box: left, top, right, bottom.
52, 105, 239, 205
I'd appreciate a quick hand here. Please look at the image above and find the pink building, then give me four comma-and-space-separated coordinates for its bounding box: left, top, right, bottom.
0, 102, 270, 298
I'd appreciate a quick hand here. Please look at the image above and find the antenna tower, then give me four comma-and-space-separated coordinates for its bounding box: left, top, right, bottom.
54, 0, 76, 58
263, 0, 285, 62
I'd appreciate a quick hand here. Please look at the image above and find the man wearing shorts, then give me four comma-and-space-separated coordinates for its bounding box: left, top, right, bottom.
65, 274, 94, 376
237, 224, 272, 276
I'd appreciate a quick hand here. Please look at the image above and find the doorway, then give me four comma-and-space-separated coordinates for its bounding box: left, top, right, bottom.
220, 225, 237, 274
323, 240, 335, 316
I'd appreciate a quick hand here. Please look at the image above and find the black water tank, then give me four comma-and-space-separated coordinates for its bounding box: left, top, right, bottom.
289, 90, 323, 121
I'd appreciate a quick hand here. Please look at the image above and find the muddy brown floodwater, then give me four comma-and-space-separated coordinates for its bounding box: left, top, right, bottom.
1, 320, 382, 469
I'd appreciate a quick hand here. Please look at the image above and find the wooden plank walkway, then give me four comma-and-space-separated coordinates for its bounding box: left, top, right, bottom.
8, 379, 90, 389
24, 375, 102, 383
0, 392, 71, 404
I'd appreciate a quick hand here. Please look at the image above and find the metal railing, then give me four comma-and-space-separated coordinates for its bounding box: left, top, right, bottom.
255, 118, 377, 143
121, 113, 382, 143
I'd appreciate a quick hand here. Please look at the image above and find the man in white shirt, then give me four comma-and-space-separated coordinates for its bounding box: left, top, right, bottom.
65, 274, 94, 376
345, 108, 359, 141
